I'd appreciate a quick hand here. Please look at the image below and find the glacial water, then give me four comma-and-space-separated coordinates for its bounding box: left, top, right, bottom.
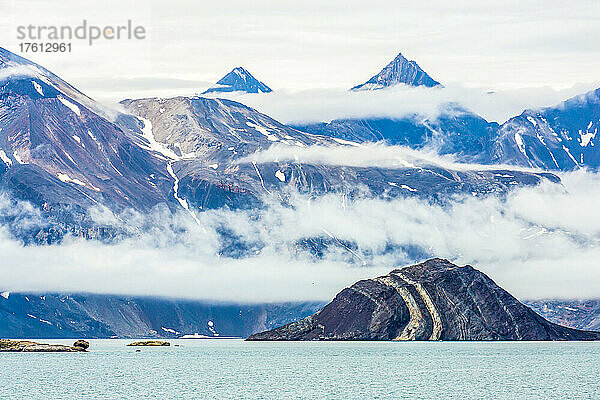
0, 339, 599, 399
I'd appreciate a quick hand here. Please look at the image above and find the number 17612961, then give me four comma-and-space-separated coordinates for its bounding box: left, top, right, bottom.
19, 42, 71, 52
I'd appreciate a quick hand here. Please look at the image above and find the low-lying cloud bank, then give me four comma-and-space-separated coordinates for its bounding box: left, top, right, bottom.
205, 82, 600, 124
240, 142, 538, 172
1, 171, 600, 302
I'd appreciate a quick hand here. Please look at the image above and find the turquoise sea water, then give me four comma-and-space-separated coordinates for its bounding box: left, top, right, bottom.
0, 339, 599, 399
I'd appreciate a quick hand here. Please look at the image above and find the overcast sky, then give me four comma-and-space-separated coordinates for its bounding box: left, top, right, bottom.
1, 0, 599, 104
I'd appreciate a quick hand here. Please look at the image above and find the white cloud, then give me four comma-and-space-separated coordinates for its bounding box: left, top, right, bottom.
1, 0, 599, 102
0, 65, 38, 80
239, 142, 536, 172
208, 82, 600, 124
0, 170, 599, 302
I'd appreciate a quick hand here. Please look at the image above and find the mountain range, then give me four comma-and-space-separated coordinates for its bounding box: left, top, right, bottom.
1, 46, 599, 337
297, 54, 600, 172
0, 46, 558, 244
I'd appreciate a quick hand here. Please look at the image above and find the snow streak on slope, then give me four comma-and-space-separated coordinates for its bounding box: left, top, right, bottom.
138, 117, 180, 160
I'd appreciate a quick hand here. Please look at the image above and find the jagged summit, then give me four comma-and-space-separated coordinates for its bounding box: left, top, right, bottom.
351, 52, 440, 91
202, 66, 272, 94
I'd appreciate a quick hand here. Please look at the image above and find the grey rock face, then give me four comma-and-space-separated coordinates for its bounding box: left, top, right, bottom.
351, 52, 440, 90
248, 258, 600, 341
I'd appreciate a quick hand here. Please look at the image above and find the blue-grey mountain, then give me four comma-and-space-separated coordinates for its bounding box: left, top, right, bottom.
491, 87, 600, 170
202, 67, 272, 94
351, 52, 440, 90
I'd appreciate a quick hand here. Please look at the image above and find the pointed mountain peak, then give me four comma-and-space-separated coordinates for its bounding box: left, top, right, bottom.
203, 67, 272, 94
351, 52, 440, 91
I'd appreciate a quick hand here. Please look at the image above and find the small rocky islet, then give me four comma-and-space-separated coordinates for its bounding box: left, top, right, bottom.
127, 340, 170, 346
248, 258, 600, 341
0, 339, 89, 352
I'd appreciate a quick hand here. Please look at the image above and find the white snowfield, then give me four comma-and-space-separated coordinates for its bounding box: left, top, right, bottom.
13, 152, 26, 164
139, 117, 180, 160
246, 121, 279, 141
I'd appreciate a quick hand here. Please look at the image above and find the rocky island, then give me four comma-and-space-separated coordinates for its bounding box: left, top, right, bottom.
0, 339, 89, 352
127, 340, 170, 346
248, 259, 600, 341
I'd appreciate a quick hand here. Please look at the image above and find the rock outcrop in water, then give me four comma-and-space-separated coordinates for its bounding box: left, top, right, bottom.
127, 340, 170, 346
0, 339, 89, 352
247, 259, 600, 341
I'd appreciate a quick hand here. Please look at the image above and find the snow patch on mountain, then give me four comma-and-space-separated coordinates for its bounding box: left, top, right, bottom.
0, 149, 12, 166
275, 170, 286, 182
57, 173, 86, 186
138, 117, 179, 160
579, 127, 597, 147
32, 80, 44, 96
57, 96, 81, 116
13, 152, 26, 164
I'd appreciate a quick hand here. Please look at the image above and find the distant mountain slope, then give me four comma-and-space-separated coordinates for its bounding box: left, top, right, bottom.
0, 47, 178, 241
122, 96, 558, 217
524, 299, 600, 332
294, 103, 498, 163
0, 47, 560, 246
0, 291, 322, 339
248, 258, 600, 341
298, 85, 600, 172
203, 67, 272, 94
491, 87, 600, 170
351, 52, 440, 90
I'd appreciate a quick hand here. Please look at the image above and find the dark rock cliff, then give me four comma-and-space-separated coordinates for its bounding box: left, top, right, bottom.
248, 258, 600, 341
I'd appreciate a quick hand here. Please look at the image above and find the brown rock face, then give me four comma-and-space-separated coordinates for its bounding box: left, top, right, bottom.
126, 340, 170, 346
73, 340, 90, 350
0, 339, 88, 352
247, 259, 600, 341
